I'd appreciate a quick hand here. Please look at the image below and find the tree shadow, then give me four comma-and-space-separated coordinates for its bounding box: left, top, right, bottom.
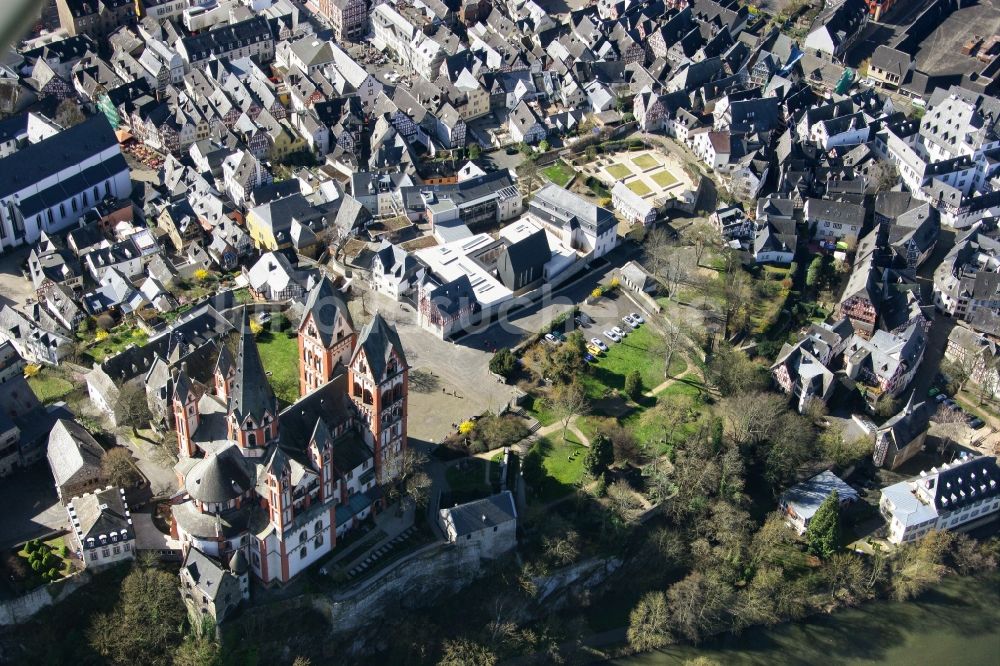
409, 368, 440, 393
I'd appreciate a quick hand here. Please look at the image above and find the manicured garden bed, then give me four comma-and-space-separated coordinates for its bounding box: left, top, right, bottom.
626, 180, 652, 196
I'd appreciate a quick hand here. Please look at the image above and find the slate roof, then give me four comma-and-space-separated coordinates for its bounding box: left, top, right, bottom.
230, 309, 277, 423
442, 491, 517, 537
501, 229, 550, 276
186, 443, 255, 504
871, 45, 910, 81
47, 419, 104, 490
301, 276, 352, 349
182, 546, 234, 601
351, 312, 407, 383
71, 486, 133, 544
0, 115, 118, 200
781, 470, 858, 522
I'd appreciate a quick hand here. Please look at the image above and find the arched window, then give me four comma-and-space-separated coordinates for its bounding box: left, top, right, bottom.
300, 531, 307, 544
363, 389, 373, 405
393, 385, 403, 401
247, 432, 256, 447
381, 391, 391, 405
353, 382, 362, 397
314, 520, 322, 534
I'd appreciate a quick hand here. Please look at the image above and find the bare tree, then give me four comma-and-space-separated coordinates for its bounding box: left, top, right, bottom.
549, 381, 590, 442
379, 447, 432, 508
686, 220, 716, 267
101, 447, 141, 488
115, 382, 152, 437
641, 394, 693, 450
931, 405, 969, 457
656, 320, 688, 378
607, 479, 641, 520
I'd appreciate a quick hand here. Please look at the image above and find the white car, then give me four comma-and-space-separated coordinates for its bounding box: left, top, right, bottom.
590, 337, 608, 352
622, 315, 639, 329
629, 312, 645, 324
544, 333, 560, 344
603, 330, 621, 343
611, 325, 627, 338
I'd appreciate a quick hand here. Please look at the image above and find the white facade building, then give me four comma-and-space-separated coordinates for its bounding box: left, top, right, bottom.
880, 455, 1000, 545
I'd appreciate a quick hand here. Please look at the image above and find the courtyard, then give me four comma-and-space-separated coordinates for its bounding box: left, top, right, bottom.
584, 148, 692, 206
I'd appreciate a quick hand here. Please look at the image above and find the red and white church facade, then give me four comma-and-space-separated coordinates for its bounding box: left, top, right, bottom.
169, 277, 409, 585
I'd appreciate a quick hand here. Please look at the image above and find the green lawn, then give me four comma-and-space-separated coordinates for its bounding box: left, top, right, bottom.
541, 160, 576, 187
256, 331, 300, 405
631, 154, 660, 170
605, 163, 633, 180
526, 394, 557, 426
626, 180, 652, 196
650, 169, 678, 188
582, 325, 666, 399
27, 371, 74, 404
523, 432, 588, 502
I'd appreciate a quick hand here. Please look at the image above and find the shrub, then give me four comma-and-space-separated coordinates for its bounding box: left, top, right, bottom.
43, 553, 58, 569
61, 545, 69, 558
458, 420, 475, 435
47, 567, 59, 579
194, 268, 210, 282
31, 559, 42, 572
23, 364, 41, 378
609, 277, 620, 289
591, 287, 603, 299
96, 313, 115, 331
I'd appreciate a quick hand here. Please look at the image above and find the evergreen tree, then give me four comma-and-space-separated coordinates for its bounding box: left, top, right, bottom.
805, 256, 823, 288
584, 434, 614, 477
806, 490, 841, 559
624, 370, 642, 399
488, 348, 516, 378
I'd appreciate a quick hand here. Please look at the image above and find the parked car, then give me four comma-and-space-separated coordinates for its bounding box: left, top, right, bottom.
969, 417, 986, 429
553, 331, 566, 342
544, 333, 560, 344
587, 344, 603, 356
935, 393, 949, 403
574, 316, 589, 328
928, 387, 940, 397
629, 312, 645, 324
584, 353, 595, 363
622, 315, 639, 329
604, 330, 621, 343
590, 338, 608, 352
578, 312, 594, 324
611, 325, 626, 338
256, 312, 272, 324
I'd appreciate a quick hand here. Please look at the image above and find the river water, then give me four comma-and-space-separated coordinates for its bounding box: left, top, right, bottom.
615, 575, 1000, 665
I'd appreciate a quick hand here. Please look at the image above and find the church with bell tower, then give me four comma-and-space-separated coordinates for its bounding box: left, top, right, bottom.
167, 277, 410, 586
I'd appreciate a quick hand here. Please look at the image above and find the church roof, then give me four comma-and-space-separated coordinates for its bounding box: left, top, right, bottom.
351, 313, 406, 383
230, 308, 277, 423
301, 276, 352, 348
185, 444, 254, 504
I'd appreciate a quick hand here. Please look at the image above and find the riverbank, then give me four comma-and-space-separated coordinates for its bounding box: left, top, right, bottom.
611, 573, 1000, 665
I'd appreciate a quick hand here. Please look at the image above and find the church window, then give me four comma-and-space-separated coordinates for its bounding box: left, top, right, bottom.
299, 531, 307, 544
300, 546, 307, 559
315, 521, 323, 534
247, 433, 256, 447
